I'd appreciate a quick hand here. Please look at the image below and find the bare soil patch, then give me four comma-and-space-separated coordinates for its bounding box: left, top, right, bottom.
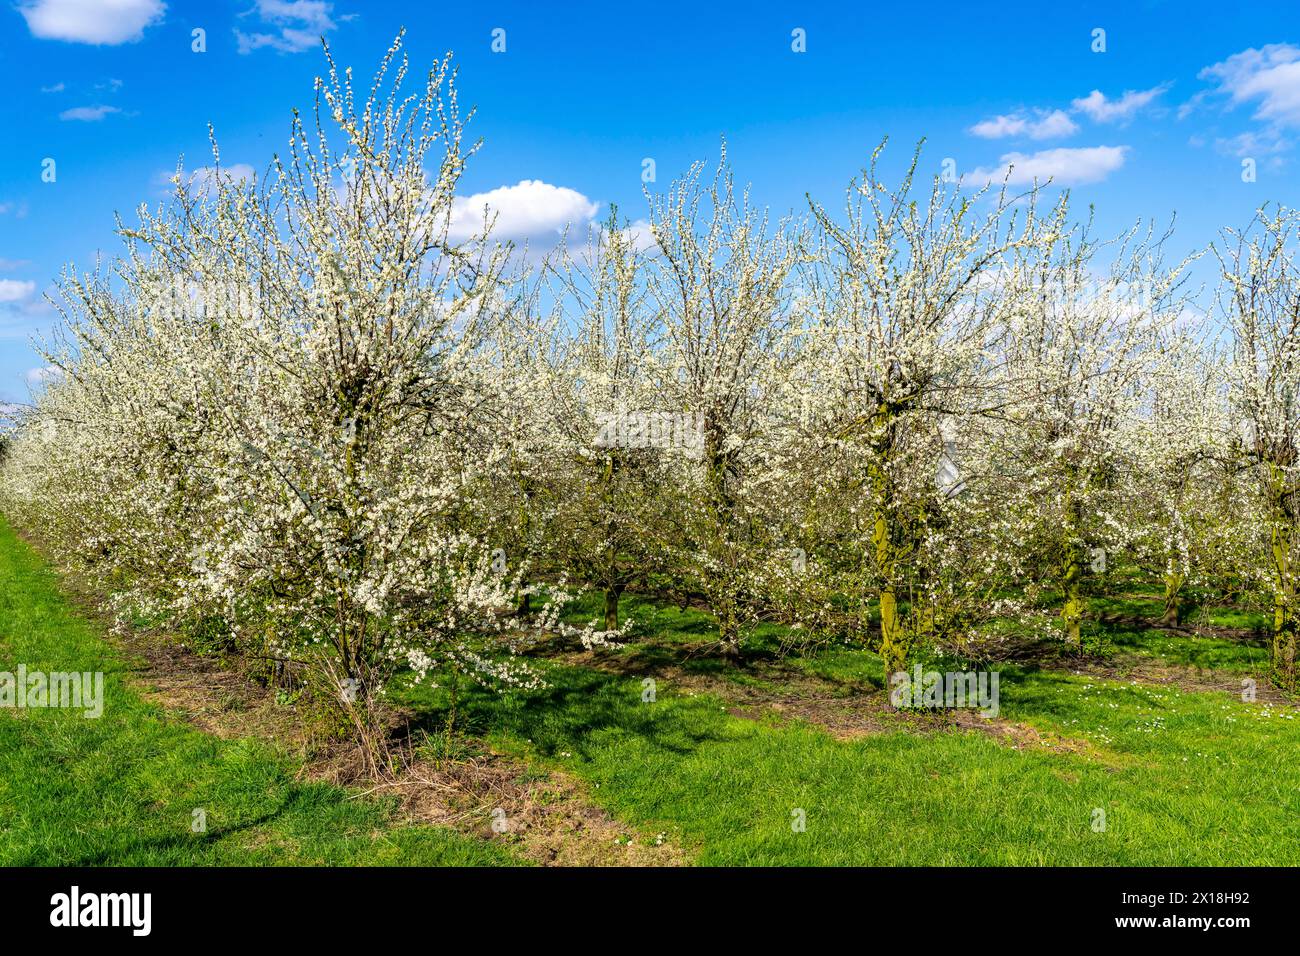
351, 750, 687, 866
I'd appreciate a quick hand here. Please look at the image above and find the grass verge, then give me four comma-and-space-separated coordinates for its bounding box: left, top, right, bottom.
0, 516, 519, 866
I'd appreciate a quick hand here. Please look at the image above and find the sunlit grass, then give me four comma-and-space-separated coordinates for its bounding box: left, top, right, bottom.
6, 518, 1296, 867
397, 579, 1300, 864
0, 518, 519, 867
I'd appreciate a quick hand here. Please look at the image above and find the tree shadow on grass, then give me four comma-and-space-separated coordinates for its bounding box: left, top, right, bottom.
407, 662, 736, 764
57, 797, 306, 867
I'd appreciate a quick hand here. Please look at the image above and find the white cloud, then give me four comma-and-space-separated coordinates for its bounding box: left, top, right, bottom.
189, 164, 257, 189
964, 145, 1129, 187
1030, 110, 1080, 139
25, 366, 62, 388
0, 280, 36, 303
0, 298, 54, 324
40, 82, 65, 93
0, 259, 32, 271
152, 165, 257, 200
1215, 130, 1291, 157
620, 219, 657, 254
236, 0, 337, 54
1071, 86, 1169, 123
1177, 91, 1208, 120
59, 105, 120, 121
448, 180, 601, 243
1200, 43, 1300, 129
970, 109, 1078, 140
18, 0, 165, 45
970, 115, 1026, 139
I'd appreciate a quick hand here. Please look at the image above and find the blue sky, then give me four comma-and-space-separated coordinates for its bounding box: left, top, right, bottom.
1, 0, 1298, 403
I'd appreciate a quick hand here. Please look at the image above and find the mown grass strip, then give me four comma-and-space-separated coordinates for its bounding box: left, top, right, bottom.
0, 516, 519, 867
389, 593, 1300, 865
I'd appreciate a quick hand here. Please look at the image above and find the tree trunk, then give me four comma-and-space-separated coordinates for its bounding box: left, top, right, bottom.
1273, 626, 1297, 693
1271, 504, 1297, 692
1061, 484, 1084, 647
878, 584, 906, 680
604, 586, 622, 632
717, 590, 741, 657
874, 503, 907, 684
870, 403, 907, 689
1062, 543, 1082, 646
1161, 571, 1183, 626
704, 433, 742, 660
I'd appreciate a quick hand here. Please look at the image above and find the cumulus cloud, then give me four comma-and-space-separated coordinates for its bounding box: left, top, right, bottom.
1215, 130, 1291, 157
448, 180, 601, 244
25, 366, 62, 388
0, 280, 36, 303
964, 145, 1129, 187
620, 219, 657, 254
970, 109, 1078, 140
153, 164, 257, 197
1071, 86, 1169, 123
1199, 43, 1300, 129
40, 82, 65, 93
188, 164, 257, 189
18, 0, 165, 45
236, 0, 337, 54
59, 105, 120, 121
970, 115, 1024, 139
1026, 110, 1079, 139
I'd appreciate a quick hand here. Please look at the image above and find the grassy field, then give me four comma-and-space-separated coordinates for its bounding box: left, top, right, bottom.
389, 592, 1300, 865
2, 516, 1297, 866
0, 517, 517, 866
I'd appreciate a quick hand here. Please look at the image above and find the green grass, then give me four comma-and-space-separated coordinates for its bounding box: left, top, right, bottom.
396, 589, 1300, 865
1081, 594, 1271, 674
0, 517, 519, 866
397, 659, 1300, 864
5, 516, 1298, 866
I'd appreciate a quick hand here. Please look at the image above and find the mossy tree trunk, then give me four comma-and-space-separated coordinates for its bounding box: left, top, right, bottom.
1061, 546, 1083, 646
704, 424, 743, 658
601, 452, 623, 633
1161, 570, 1184, 626
1269, 465, 1298, 692
604, 584, 624, 631
516, 474, 534, 615
1060, 475, 1084, 647
869, 402, 908, 684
